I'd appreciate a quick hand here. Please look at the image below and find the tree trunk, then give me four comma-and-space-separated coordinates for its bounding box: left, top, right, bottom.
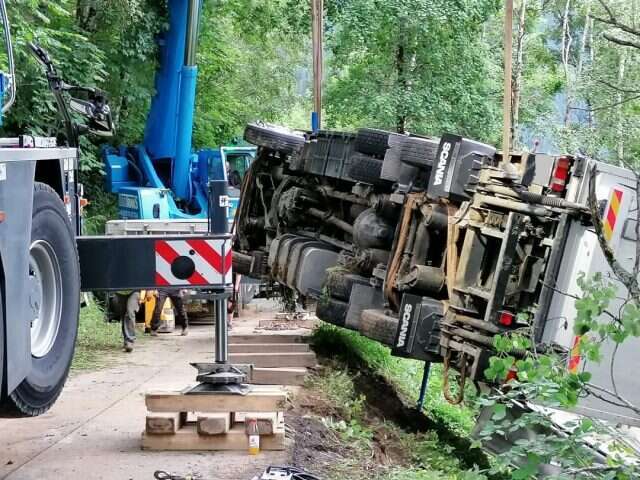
562, 0, 572, 126
76, 0, 100, 33
616, 50, 627, 163
511, 0, 527, 149
396, 41, 407, 134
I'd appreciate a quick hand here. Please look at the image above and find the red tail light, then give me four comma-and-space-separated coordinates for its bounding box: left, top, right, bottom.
550, 156, 571, 193
498, 310, 514, 326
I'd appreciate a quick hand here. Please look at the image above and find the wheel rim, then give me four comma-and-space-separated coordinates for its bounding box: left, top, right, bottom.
29, 240, 63, 358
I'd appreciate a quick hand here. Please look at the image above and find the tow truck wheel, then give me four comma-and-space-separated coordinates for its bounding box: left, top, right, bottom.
0, 182, 79, 417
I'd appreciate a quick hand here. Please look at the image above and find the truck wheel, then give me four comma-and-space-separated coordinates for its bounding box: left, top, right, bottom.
1, 182, 80, 417
324, 271, 370, 302
346, 153, 386, 185
359, 309, 398, 346
244, 122, 306, 155
400, 137, 439, 169
316, 297, 348, 327
355, 128, 392, 157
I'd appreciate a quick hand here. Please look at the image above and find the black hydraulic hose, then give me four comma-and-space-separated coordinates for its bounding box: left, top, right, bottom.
308, 207, 354, 235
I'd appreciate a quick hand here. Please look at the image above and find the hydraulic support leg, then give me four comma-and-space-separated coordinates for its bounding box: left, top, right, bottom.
190, 289, 247, 390
214, 297, 228, 363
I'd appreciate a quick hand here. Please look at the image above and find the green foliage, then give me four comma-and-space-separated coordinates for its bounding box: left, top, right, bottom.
309, 364, 478, 479
312, 324, 477, 434
323, 0, 502, 142
477, 275, 640, 478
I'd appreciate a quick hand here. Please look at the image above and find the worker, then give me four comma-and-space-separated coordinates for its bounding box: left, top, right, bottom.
109, 291, 142, 352
150, 289, 189, 336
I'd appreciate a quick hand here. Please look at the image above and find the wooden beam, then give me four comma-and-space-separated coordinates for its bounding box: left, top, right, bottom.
229, 334, 309, 344
197, 414, 231, 435
251, 367, 309, 386
502, 0, 514, 161
145, 412, 186, 435
229, 352, 317, 368
141, 425, 285, 451
145, 389, 287, 413
229, 343, 310, 354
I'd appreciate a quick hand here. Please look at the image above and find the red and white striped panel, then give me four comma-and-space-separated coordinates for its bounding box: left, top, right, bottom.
155, 238, 232, 286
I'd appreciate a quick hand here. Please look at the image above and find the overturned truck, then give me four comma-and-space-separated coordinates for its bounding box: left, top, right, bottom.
234, 122, 640, 425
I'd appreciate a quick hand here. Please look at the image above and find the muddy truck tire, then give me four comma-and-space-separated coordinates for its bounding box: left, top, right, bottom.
244, 122, 306, 155
316, 296, 349, 327
346, 152, 387, 185
0, 183, 80, 417
400, 136, 439, 170
359, 309, 398, 346
324, 271, 371, 302
355, 128, 392, 157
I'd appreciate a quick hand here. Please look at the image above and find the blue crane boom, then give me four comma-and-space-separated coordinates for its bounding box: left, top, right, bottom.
104, 0, 255, 221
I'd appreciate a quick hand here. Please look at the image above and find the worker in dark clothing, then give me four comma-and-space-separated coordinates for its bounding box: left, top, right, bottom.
109, 291, 141, 352
151, 289, 189, 336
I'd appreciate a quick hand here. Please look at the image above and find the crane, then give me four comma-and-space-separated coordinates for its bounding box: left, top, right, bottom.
103, 0, 255, 221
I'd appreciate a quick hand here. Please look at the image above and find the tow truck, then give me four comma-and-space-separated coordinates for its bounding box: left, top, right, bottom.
101, 0, 256, 224
0, 0, 232, 416
235, 124, 640, 429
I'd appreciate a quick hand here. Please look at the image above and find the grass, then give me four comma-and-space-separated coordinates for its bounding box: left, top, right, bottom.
312, 325, 477, 435
307, 366, 487, 480
71, 300, 122, 371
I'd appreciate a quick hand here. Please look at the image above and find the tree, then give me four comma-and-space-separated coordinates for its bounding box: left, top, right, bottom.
323, 0, 503, 142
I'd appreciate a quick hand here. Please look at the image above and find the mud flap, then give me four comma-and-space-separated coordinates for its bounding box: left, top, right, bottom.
77, 234, 233, 291
391, 294, 443, 362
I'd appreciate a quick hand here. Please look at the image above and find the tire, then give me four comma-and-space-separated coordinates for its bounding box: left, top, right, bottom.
359, 309, 398, 346
355, 128, 392, 157
0, 182, 80, 417
244, 122, 305, 155
324, 271, 370, 302
400, 137, 439, 169
316, 297, 349, 327
346, 152, 386, 185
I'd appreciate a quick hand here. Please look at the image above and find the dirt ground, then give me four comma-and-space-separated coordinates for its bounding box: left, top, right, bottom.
0, 302, 313, 480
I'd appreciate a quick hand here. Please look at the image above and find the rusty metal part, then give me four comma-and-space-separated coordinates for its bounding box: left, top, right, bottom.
308, 207, 354, 235
447, 311, 503, 335
400, 265, 445, 294
420, 203, 449, 231
384, 193, 422, 309
474, 193, 550, 217
318, 186, 371, 205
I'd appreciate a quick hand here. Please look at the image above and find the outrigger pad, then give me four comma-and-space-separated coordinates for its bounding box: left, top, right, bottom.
190, 362, 248, 386
186, 382, 251, 396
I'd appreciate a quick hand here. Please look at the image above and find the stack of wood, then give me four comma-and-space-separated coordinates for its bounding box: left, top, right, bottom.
229, 334, 316, 386
142, 386, 287, 451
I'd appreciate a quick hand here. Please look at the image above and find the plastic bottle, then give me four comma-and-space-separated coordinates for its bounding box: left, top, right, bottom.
247, 418, 260, 455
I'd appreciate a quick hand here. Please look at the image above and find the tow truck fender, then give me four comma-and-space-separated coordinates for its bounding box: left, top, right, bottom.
0, 160, 36, 395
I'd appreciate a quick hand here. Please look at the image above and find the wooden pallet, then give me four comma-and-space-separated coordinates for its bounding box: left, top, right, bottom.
142, 387, 286, 451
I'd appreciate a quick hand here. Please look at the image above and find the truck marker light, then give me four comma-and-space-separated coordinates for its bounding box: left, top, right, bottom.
603, 189, 623, 242
498, 310, 514, 326
0, 211, 5, 223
